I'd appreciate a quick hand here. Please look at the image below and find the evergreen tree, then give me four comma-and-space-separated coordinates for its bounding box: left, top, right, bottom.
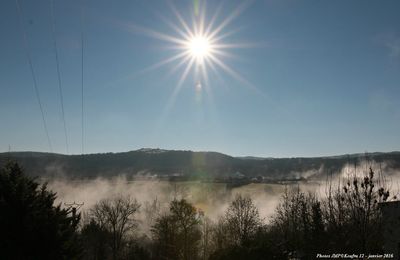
0, 161, 81, 259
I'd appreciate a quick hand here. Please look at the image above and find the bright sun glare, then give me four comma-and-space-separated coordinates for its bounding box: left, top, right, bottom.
133, 1, 252, 97
188, 36, 211, 59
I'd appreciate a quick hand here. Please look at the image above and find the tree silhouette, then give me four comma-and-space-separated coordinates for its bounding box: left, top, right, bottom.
223, 194, 262, 246
209, 195, 266, 260
0, 161, 81, 259
152, 199, 201, 260
80, 220, 110, 260
89, 195, 141, 260
323, 167, 385, 253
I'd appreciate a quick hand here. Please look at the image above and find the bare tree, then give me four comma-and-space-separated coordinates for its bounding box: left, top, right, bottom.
152, 213, 179, 260
170, 199, 201, 260
199, 213, 214, 260
323, 167, 388, 253
151, 199, 201, 260
142, 197, 161, 235
211, 218, 232, 252
271, 186, 322, 257
269, 167, 390, 258
90, 195, 140, 260
223, 194, 262, 246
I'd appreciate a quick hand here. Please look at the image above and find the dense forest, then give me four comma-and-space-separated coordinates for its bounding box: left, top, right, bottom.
1, 160, 396, 259
1, 149, 400, 179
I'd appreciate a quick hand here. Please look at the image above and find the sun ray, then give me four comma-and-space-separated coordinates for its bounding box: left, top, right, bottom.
158, 14, 191, 41
208, 54, 257, 92
208, 1, 250, 40
122, 22, 188, 46
122, 0, 261, 118
200, 60, 209, 88
166, 54, 193, 78
209, 48, 238, 60
204, 2, 223, 36
168, 1, 194, 39
205, 57, 230, 92
198, 0, 207, 35
177, 56, 196, 90
210, 27, 244, 43
213, 42, 264, 49
137, 51, 190, 75
158, 56, 196, 127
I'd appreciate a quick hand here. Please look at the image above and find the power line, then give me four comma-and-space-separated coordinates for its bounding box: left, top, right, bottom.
50, 0, 69, 154
81, 0, 85, 154
15, 0, 53, 153
64, 201, 84, 218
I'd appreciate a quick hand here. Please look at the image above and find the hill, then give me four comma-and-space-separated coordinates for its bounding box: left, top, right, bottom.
1, 149, 400, 180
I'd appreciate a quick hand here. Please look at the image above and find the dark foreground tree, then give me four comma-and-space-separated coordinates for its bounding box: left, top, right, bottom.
323, 167, 386, 254
209, 195, 267, 260
152, 199, 201, 260
223, 194, 262, 245
89, 195, 141, 260
269, 168, 388, 259
80, 220, 110, 260
0, 161, 81, 259
271, 187, 325, 259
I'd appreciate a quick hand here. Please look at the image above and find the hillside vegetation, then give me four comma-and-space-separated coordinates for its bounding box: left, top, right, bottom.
1, 149, 400, 180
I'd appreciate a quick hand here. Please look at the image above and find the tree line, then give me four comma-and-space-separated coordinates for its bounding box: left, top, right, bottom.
0, 161, 393, 259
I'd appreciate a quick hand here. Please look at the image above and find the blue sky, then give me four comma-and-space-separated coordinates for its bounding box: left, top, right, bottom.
1, 0, 399, 157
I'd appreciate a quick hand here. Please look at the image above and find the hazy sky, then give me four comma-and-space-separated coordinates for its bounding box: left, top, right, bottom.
1, 0, 400, 157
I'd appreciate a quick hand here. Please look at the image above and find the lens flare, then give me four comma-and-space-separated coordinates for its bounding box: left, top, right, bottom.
119, 1, 261, 135
121, 0, 260, 128
125, 1, 253, 90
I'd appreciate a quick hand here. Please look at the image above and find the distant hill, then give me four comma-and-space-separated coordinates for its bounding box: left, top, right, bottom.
1, 149, 400, 180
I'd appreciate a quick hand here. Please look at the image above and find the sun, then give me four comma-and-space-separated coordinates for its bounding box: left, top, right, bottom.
124, 1, 256, 128
188, 36, 211, 60
128, 1, 253, 95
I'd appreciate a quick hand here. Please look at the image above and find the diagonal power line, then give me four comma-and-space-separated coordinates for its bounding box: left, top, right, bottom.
50, 0, 69, 154
81, 0, 85, 154
15, 0, 53, 152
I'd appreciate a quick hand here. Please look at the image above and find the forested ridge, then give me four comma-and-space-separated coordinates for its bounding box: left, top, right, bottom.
1, 149, 400, 179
